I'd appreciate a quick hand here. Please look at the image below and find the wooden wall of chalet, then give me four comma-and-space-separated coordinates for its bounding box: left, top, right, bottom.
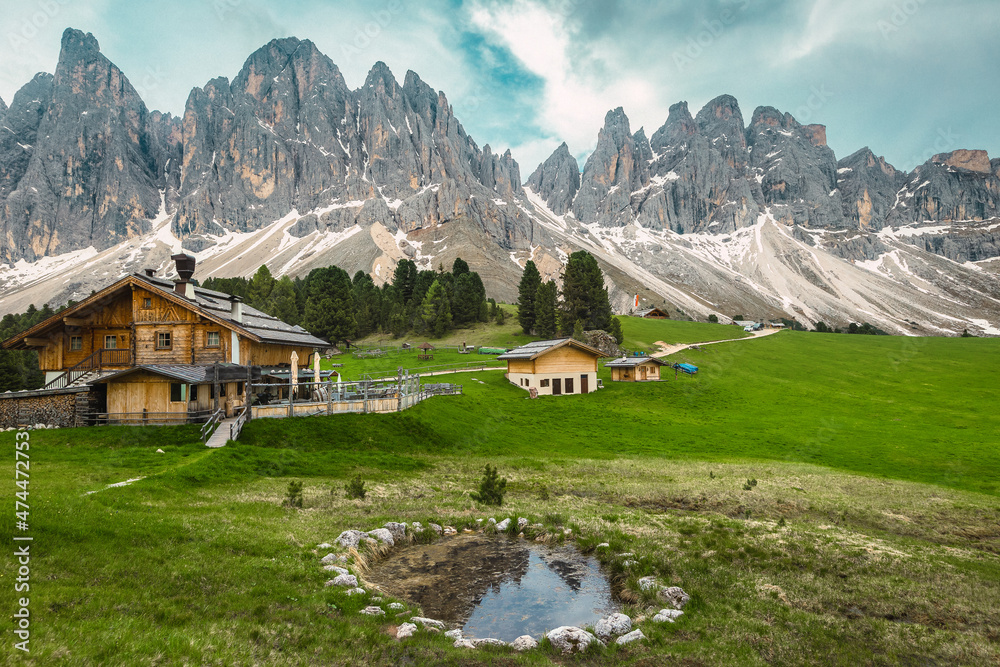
534, 346, 599, 374
107, 372, 186, 415
38, 292, 134, 372
506, 359, 535, 374
610, 362, 661, 382
241, 342, 315, 367
133, 287, 230, 365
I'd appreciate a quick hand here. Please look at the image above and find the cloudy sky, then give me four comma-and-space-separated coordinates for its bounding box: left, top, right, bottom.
1, 0, 998, 173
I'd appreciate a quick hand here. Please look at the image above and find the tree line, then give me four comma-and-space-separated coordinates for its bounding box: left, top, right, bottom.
0, 304, 64, 391
515, 250, 623, 343
203, 257, 492, 345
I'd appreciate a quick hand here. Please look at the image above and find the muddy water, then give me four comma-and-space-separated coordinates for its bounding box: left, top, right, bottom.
365, 533, 618, 641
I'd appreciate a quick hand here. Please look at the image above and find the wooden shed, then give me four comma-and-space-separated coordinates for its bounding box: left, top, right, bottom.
497, 338, 603, 396
605, 356, 669, 382
635, 307, 669, 319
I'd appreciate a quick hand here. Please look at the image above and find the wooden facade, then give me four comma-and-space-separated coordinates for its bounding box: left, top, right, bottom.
608, 359, 665, 382
499, 339, 603, 397
10, 279, 318, 378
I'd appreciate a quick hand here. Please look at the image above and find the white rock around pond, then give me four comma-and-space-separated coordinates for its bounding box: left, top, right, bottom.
328, 574, 358, 588
383, 522, 407, 540
495, 518, 511, 531
360, 606, 385, 616
511, 635, 538, 651
336, 530, 368, 549
658, 586, 691, 609
366, 528, 394, 546
547, 626, 605, 654
616, 629, 646, 645
396, 622, 418, 639
594, 613, 632, 640
653, 608, 684, 623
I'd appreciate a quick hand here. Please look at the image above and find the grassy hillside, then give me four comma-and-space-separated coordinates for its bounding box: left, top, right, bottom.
3, 330, 998, 665
616, 315, 750, 352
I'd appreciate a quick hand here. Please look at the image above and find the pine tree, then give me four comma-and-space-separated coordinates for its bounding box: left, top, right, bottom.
301, 266, 356, 344
559, 251, 612, 334
572, 319, 585, 342
392, 259, 418, 304
452, 257, 470, 277
516, 260, 542, 334
421, 280, 452, 337
351, 271, 381, 337
267, 276, 300, 325
247, 264, 276, 309
534, 280, 558, 338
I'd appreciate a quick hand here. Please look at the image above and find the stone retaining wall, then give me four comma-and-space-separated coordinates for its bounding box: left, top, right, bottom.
0, 388, 93, 428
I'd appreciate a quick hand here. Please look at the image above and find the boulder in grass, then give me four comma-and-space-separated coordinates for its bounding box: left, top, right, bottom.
652, 608, 684, 623
637, 576, 658, 591
546, 626, 604, 654
511, 635, 538, 651
517, 517, 529, 531
396, 622, 418, 639
384, 522, 407, 540
657, 586, 690, 609
387, 602, 406, 611
344, 587, 366, 596
320, 553, 339, 564
360, 605, 385, 616
336, 530, 368, 549
453, 638, 476, 649
496, 518, 511, 531
594, 613, 631, 640
329, 574, 358, 587
444, 629, 463, 641
367, 528, 395, 546
323, 565, 349, 574
429, 523, 443, 535
472, 638, 507, 648
616, 629, 646, 645
411, 617, 445, 630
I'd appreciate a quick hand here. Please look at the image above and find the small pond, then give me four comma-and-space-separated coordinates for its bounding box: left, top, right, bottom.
366, 533, 619, 641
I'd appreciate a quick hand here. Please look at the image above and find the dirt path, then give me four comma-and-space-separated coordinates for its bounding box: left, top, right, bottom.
651, 328, 781, 358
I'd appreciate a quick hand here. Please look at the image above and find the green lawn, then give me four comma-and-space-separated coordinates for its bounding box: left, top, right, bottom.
3, 330, 999, 665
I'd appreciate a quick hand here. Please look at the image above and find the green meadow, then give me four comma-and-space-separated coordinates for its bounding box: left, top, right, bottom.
2, 320, 998, 665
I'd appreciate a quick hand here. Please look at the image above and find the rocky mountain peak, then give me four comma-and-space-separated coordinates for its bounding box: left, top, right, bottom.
59, 28, 101, 58
525, 142, 580, 215
932, 149, 992, 174
696, 94, 743, 131
650, 101, 697, 151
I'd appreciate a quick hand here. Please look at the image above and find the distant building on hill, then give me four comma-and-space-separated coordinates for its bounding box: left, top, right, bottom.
497, 338, 603, 396
634, 307, 669, 319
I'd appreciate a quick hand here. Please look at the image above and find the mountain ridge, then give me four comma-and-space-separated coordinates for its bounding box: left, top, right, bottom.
1, 28, 999, 337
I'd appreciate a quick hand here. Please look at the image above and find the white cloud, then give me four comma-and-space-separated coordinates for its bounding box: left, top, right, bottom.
467, 0, 660, 170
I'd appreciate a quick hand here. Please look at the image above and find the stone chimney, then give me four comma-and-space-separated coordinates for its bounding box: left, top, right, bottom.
171, 253, 197, 299
143, 268, 156, 277
229, 295, 243, 324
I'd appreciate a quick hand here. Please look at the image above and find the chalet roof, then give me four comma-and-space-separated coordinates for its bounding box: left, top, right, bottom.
635, 307, 668, 317
604, 356, 669, 368
418, 342, 435, 350
496, 338, 604, 361
134, 274, 328, 348
91, 363, 258, 385
2, 273, 329, 350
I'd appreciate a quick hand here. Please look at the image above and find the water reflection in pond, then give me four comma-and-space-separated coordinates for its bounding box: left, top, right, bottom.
366, 534, 618, 641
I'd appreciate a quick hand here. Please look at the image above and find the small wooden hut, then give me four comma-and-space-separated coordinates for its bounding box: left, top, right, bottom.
605, 356, 669, 382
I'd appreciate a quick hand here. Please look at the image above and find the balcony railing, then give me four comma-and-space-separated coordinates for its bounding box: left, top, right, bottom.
44, 348, 134, 390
